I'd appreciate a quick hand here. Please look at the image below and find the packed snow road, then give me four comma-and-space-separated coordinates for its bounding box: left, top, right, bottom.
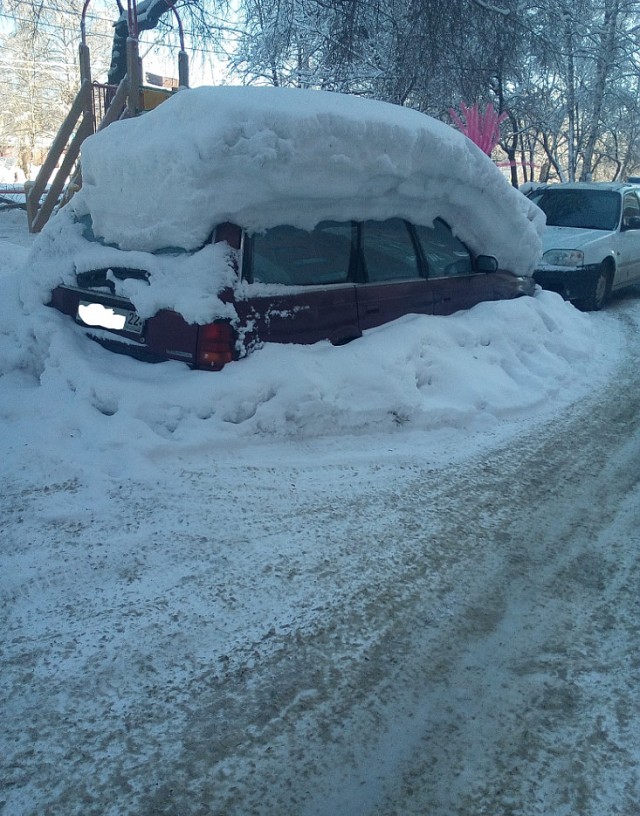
168, 300, 640, 816
2, 292, 640, 816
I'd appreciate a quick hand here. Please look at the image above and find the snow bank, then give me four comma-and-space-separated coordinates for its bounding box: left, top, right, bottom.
75, 86, 543, 274
1, 258, 622, 464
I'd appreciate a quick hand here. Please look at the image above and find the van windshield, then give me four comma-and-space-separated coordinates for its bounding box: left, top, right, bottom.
530, 189, 621, 231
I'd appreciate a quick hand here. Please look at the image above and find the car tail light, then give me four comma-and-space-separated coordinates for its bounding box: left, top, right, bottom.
196, 322, 236, 369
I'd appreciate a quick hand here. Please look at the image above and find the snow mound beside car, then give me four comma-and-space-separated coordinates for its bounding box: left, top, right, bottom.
74, 85, 543, 275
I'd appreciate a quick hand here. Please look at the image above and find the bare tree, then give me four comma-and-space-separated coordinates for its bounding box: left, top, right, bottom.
0, 0, 111, 178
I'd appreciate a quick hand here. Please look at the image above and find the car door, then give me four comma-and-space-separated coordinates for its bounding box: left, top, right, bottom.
412, 220, 493, 314
237, 221, 361, 347
355, 219, 436, 330
617, 191, 640, 285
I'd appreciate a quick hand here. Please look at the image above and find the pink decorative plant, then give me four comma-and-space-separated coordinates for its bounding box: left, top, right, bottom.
449, 102, 507, 155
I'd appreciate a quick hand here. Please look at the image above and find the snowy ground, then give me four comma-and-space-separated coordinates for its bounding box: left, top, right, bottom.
2, 207, 639, 815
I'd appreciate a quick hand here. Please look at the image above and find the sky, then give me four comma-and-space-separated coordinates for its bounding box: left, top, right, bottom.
0, 0, 231, 89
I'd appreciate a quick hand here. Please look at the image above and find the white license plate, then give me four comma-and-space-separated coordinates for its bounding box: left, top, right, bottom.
77, 301, 144, 335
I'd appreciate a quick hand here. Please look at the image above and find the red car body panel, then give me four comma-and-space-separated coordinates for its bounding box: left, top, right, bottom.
356, 279, 437, 329
233, 285, 361, 349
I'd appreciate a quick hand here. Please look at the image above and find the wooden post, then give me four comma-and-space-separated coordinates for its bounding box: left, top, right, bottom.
78, 41, 96, 133
125, 36, 141, 117
79, 42, 92, 84
25, 181, 37, 230
178, 50, 189, 89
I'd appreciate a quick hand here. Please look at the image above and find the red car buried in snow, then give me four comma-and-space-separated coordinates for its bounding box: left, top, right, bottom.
40, 86, 542, 370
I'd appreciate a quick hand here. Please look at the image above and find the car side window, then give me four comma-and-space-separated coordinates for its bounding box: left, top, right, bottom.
361, 219, 421, 282
249, 221, 352, 286
622, 192, 640, 227
413, 219, 473, 277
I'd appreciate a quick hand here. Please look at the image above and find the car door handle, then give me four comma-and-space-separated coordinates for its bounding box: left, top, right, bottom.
365, 306, 380, 314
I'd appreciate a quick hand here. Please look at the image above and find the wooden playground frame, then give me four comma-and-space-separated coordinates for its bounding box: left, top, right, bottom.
26, 0, 189, 233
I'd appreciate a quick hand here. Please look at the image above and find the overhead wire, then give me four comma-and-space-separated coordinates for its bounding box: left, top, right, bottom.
1, 0, 237, 38
0, 10, 237, 60
0, 18, 235, 62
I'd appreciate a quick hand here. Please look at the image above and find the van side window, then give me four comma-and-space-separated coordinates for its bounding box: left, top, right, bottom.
361, 219, 420, 282
250, 221, 352, 285
413, 220, 473, 277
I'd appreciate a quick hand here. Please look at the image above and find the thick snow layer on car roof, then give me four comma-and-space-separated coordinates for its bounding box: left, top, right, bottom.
74, 86, 543, 274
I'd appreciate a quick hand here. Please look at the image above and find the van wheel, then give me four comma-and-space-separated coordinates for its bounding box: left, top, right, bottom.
577, 263, 612, 311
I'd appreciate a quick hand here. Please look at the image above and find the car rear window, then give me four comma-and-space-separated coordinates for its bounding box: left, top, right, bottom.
361, 218, 421, 282
413, 220, 473, 277
529, 189, 621, 231
250, 221, 352, 285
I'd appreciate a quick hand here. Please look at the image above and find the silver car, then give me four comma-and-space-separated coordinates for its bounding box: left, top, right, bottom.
529, 182, 640, 310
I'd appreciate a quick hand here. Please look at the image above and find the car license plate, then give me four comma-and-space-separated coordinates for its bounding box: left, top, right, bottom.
77, 301, 144, 335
